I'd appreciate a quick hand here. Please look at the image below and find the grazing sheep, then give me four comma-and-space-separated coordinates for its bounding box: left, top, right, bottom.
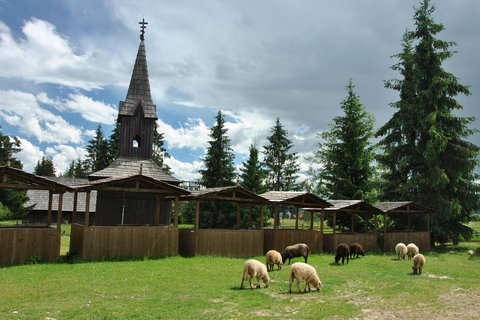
407, 243, 419, 260
266, 250, 283, 271
282, 243, 309, 264
412, 253, 426, 275
240, 259, 270, 289
395, 243, 408, 260
289, 262, 322, 293
335, 243, 350, 264
349, 242, 365, 259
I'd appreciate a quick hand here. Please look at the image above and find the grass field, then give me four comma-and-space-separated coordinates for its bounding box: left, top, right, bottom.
1, 242, 479, 319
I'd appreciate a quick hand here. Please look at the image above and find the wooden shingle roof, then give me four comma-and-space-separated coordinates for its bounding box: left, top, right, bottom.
0, 166, 73, 192
259, 191, 331, 208
180, 186, 269, 204
374, 201, 435, 214
304, 200, 383, 215
88, 157, 180, 184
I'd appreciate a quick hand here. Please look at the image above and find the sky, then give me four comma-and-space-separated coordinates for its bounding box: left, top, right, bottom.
0, 0, 478, 182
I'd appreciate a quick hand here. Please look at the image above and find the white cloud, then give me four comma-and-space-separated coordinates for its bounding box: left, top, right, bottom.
45, 145, 87, 175
0, 90, 83, 144
16, 138, 44, 173
158, 118, 209, 151
165, 156, 203, 182
61, 94, 117, 124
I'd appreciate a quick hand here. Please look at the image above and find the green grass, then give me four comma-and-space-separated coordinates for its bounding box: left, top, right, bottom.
1, 247, 479, 319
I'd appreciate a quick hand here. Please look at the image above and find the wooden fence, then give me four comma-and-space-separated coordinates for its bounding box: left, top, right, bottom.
178, 229, 264, 257
70, 224, 178, 260
323, 232, 378, 253
0, 227, 60, 266
263, 229, 323, 254
380, 231, 431, 252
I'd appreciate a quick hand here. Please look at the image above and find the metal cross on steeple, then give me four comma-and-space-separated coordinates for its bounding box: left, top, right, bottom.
139, 18, 148, 40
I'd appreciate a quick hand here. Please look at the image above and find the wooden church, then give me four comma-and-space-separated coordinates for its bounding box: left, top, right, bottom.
88, 21, 181, 226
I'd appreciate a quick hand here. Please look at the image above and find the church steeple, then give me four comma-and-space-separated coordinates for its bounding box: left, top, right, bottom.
117, 20, 157, 159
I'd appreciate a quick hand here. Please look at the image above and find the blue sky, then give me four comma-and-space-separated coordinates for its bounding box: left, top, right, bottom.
0, 0, 479, 181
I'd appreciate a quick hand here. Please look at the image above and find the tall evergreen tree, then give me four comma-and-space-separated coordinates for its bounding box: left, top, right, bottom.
85, 124, 110, 173
199, 110, 236, 228
62, 158, 88, 178
239, 144, 266, 194
0, 127, 30, 220
199, 110, 236, 188
107, 121, 120, 164
312, 79, 376, 201
263, 118, 300, 191
377, 0, 480, 244
34, 157, 56, 177
152, 121, 172, 174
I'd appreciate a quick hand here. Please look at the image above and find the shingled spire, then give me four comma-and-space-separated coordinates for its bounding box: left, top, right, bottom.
117, 20, 157, 159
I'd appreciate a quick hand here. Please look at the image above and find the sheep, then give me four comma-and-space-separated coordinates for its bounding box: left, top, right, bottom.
412, 253, 426, 275
335, 243, 350, 264
395, 243, 408, 260
289, 262, 322, 293
282, 243, 309, 264
349, 242, 365, 259
240, 259, 270, 289
406, 243, 419, 260
266, 250, 283, 271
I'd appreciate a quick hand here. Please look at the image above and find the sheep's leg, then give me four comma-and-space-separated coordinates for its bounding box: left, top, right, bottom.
304, 255, 308, 263
289, 274, 293, 293
241, 278, 245, 289
296, 278, 301, 293
249, 275, 254, 289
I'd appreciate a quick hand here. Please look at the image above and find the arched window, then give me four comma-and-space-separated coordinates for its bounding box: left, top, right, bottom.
132, 135, 141, 148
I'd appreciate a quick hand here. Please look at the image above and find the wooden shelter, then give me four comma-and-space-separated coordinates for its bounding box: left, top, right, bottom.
178, 186, 269, 257
374, 202, 435, 251
0, 166, 72, 266
304, 200, 384, 253
259, 191, 331, 254
69, 174, 189, 260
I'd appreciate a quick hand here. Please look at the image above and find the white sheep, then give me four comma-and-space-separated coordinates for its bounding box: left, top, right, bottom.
395, 243, 408, 260
240, 259, 270, 289
266, 250, 283, 271
406, 243, 419, 260
289, 262, 322, 294
412, 253, 426, 275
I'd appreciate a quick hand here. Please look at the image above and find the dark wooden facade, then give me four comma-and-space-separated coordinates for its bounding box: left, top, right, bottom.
118, 104, 155, 159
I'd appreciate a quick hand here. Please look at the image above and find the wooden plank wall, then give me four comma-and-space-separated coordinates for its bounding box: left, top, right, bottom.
263, 229, 323, 254
70, 223, 85, 257
0, 227, 60, 266
195, 229, 264, 257
73, 225, 178, 260
382, 232, 431, 252
178, 228, 196, 257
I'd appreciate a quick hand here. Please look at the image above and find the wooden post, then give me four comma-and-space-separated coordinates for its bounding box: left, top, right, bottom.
310, 212, 314, 230
259, 205, 264, 229
332, 211, 336, 235
72, 191, 78, 224
373, 214, 378, 235
236, 203, 241, 229
174, 197, 179, 227
295, 207, 299, 229
426, 213, 431, 233
194, 200, 200, 233
320, 209, 325, 234
408, 214, 412, 231
155, 194, 161, 225
351, 214, 355, 233
47, 190, 53, 226
84, 191, 91, 227
248, 206, 253, 229
274, 205, 279, 229
57, 192, 63, 231
383, 213, 387, 250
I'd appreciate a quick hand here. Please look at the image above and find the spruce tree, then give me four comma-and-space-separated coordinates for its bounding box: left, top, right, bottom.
239, 144, 266, 194
34, 157, 56, 177
152, 121, 172, 174
107, 121, 120, 164
85, 124, 110, 173
377, 0, 480, 244
199, 110, 236, 228
263, 118, 300, 191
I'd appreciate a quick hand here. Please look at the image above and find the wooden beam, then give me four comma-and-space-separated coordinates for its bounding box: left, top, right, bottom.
373, 214, 378, 234
57, 192, 63, 231
274, 205, 279, 229
236, 203, 241, 229
195, 200, 200, 233
332, 211, 336, 235
259, 205, 264, 229
383, 213, 387, 250
295, 207, 299, 230
83, 186, 181, 194
351, 213, 355, 233
84, 191, 91, 227
72, 191, 78, 224
47, 190, 53, 226
320, 209, 325, 234
248, 206, 253, 229
155, 194, 161, 225
310, 212, 314, 230
174, 197, 179, 227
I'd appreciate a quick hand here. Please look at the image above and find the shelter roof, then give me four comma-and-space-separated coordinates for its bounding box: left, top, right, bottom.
258, 191, 331, 208
180, 186, 269, 204
73, 174, 189, 196
119, 40, 157, 119
88, 157, 180, 184
374, 202, 435, 214
0, 166, 73, 192
304, 199, 384, 215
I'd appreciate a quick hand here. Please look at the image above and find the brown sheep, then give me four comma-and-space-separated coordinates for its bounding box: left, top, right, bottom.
265, 250, 283, 271
335, 243, 350, 264
349, 242, 365, 259
412, 253, 426, 275
282, 243, 309, 264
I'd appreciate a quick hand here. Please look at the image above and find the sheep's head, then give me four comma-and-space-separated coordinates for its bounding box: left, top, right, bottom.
335, 256, 341, 263
412, 266, 418, 274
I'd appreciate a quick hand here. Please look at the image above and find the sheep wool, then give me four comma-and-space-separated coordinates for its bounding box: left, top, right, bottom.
289, 262, 322, 293
395, 243, 408, 260
412, 253, 426, 275
240, 259, 270, 289
282, 243, 309, 264
266, 250, 283, 271
406, 243, 419, 260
